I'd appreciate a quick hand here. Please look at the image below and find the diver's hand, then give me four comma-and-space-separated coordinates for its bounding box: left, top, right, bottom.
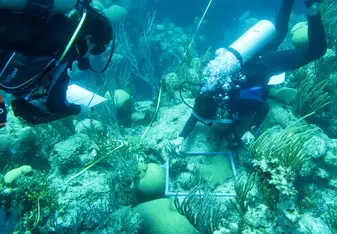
172, 137, 185, 153
164, 137, 185, 156
241, 131, 255, 147
304, 0, 322, 15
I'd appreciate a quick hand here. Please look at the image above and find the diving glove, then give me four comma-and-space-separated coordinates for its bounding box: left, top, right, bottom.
241, 131, 255, 147
172, 136, 185, 153
304, 0, 322, 15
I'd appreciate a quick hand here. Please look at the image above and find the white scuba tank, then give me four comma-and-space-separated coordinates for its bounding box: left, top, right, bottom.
0, 0, 78, 14
229, 20, 276, 65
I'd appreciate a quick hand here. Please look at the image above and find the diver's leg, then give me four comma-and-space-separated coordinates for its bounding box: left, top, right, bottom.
250, 101, 270, 130
11, 98, 51, 124
231, 97, 270, 131
257, 2, 326, 76
264, 0, 295, 51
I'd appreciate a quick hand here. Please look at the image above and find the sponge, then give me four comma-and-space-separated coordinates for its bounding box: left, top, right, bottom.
4, 165, 32, 184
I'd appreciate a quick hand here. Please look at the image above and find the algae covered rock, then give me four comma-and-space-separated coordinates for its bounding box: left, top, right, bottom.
131, 101, 153, 126
53, 134, 98, 174
324, 151, 337, 167
274, 87, 297, 104
134, 198, 198, 234
74, 118, 107, 135
162, 72, 180, 92
0, 125, 38, 169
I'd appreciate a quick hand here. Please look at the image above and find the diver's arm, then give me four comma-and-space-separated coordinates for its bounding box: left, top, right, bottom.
172, 114, 197, 152
257, 1, 327, 77
179, 90, 218, 138
174, 93, 209, 150
264, 0, 295, 51
46, 62, 81, 115
179, 114, 198, 139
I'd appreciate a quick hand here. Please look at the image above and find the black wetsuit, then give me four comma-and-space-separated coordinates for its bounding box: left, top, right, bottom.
0, 11, 90, 124
180, 0, 327, 139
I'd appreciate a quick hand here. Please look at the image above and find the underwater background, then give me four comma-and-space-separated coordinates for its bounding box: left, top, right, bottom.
1, 0, 337, 233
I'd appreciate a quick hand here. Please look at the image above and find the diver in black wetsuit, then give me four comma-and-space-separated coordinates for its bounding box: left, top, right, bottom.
0, 1, 113, 126
173, 0, 327, 150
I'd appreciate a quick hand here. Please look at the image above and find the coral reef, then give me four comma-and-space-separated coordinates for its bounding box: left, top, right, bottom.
3, 3, 337, 234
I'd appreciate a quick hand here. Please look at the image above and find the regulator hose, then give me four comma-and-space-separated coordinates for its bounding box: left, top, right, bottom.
179, 81, 204, 109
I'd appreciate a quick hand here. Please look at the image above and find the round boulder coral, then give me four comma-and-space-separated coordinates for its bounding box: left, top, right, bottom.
134, 198, 198, 234
104, 5, 127, 24
136, 163, 165, 199
291, 22, 308, 48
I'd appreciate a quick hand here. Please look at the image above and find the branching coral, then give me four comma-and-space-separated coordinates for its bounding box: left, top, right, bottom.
250, 121, 320, 232
90, 199, 142, 234
169, 45, 212, 96
174, 185, 221, 234
326, 205, 337, 234
1, 171, 59, 232
321, 0, 337, 49
116, 12, 159, 92
251, 121, 317, 172
250, 120, 319, 197
291, 48, 334, 116
118, 207, 142, 234
292, 55, 332, 117
294, 73, 330, 117
175, 45, 212, 83
231, 170, 255, 216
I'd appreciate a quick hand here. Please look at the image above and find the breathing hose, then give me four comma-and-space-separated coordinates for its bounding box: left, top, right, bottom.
179, 81, 205, 109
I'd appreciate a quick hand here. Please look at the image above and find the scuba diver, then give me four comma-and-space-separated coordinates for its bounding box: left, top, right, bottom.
0, 0, 114, 126
172, 0, 327, 151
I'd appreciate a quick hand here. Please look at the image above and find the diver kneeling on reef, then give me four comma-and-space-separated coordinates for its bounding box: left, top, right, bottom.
172, 0, 327, 152
0, 0, 114, 126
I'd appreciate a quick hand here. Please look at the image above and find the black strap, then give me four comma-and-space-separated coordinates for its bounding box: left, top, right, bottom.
227, 47, 243, 66
24, 0, 54, 20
